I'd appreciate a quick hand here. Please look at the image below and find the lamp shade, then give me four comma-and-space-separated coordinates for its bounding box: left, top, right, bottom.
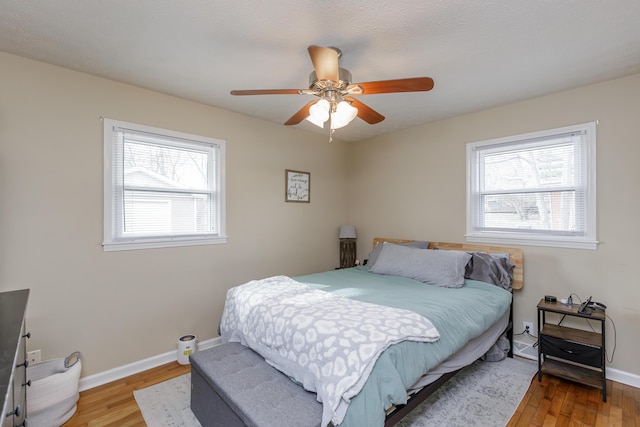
339, 225, 357, 239
331, 101, 358, 129
306, 99, 330, 128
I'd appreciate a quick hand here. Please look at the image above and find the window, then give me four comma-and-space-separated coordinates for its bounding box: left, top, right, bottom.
466, 122, 597, 250
103, 118, 226, 251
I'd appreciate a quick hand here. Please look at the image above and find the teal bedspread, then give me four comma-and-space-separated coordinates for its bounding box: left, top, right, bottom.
294, 266, 512, 427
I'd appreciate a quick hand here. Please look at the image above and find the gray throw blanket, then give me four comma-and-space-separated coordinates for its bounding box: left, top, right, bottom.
220, 276, 440, 427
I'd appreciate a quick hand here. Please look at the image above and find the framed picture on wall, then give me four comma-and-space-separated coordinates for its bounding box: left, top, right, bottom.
285, 169, 310, 203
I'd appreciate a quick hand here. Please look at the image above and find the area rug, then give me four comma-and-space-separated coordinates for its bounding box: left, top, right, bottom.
134, 356, 537, 427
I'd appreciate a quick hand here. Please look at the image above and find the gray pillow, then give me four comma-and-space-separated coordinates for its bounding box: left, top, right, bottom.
370, 243, 471, 288
367, 241, 429, 267
465, 252, 515, 291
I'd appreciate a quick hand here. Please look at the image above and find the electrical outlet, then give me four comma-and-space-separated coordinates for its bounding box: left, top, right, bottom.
27, 349, 41, 364
522, 321, 534, 334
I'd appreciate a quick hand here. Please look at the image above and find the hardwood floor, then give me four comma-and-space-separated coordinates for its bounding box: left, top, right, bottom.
62, 362, 191, 427
507, 373, 640, 427
61, 361, 639, 427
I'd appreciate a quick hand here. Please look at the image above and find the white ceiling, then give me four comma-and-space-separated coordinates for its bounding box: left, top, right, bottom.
2, 0, 640, 141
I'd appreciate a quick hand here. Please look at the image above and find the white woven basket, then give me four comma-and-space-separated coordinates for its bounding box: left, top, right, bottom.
27, 351, 81, 427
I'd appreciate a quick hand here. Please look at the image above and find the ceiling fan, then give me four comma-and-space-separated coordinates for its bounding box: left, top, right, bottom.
230, 45, 434, 139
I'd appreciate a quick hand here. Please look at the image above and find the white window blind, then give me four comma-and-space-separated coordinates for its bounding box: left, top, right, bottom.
466, 122, 597, 249
103, 119, 227, 251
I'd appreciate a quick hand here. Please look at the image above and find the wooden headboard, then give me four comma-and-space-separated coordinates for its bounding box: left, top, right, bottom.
372, 238, 524, 290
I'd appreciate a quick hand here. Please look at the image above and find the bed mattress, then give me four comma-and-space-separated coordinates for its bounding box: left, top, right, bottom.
293, 266, 512, 426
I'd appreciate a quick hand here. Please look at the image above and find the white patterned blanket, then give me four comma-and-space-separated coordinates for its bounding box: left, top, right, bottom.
219, 276, 440, 427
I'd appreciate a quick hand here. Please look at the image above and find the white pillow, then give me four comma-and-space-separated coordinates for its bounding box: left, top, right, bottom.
370, 243, 471, 288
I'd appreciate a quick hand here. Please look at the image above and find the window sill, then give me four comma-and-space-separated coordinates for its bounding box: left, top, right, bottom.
102, 235, 228, 252
465, 234, 598, 250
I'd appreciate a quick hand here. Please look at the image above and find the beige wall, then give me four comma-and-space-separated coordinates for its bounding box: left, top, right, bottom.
0, 52, 350, 375
349, 73, 640, 377
2, 49, 638, 381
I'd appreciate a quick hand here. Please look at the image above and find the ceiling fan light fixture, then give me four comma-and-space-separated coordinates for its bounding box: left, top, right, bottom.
330, 101, 358, 129
231, 45, 434, 134
306, 99, 330, 128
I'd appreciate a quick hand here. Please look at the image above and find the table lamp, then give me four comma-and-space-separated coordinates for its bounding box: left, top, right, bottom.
339, 225, 357, 268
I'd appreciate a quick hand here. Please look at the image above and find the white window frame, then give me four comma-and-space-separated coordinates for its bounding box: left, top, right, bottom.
103, 118, 227, 251
466, 122, 597, 250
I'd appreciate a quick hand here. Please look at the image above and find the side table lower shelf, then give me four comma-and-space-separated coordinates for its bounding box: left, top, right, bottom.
540, 358, 604, 390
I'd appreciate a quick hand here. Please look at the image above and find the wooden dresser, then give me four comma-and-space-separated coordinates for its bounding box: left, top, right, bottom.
1, 289, 29, 427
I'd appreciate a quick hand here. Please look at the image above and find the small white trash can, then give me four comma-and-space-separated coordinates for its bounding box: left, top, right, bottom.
177, 335, 197, 365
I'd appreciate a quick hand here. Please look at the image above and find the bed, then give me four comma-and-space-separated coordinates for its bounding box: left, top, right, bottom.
219, 238, 524, 427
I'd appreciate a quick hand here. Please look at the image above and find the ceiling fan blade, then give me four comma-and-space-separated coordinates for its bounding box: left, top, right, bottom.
231, 89, 303, 96
348, 77, 434, 95
284, 100, 316, 125
345, 97, 385, 124
308, 45, 339, 82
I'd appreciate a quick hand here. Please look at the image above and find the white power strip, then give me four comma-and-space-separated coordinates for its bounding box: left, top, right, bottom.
513, 340, 537, 360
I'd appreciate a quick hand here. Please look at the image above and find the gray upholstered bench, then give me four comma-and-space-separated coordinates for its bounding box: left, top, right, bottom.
190, 342, 322, 427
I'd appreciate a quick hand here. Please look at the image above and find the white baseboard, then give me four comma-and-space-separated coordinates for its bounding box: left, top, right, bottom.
608, 367, 640, 389
78, 336, 221, 392
78, 337, 640, 392
513, 340, 640, 389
